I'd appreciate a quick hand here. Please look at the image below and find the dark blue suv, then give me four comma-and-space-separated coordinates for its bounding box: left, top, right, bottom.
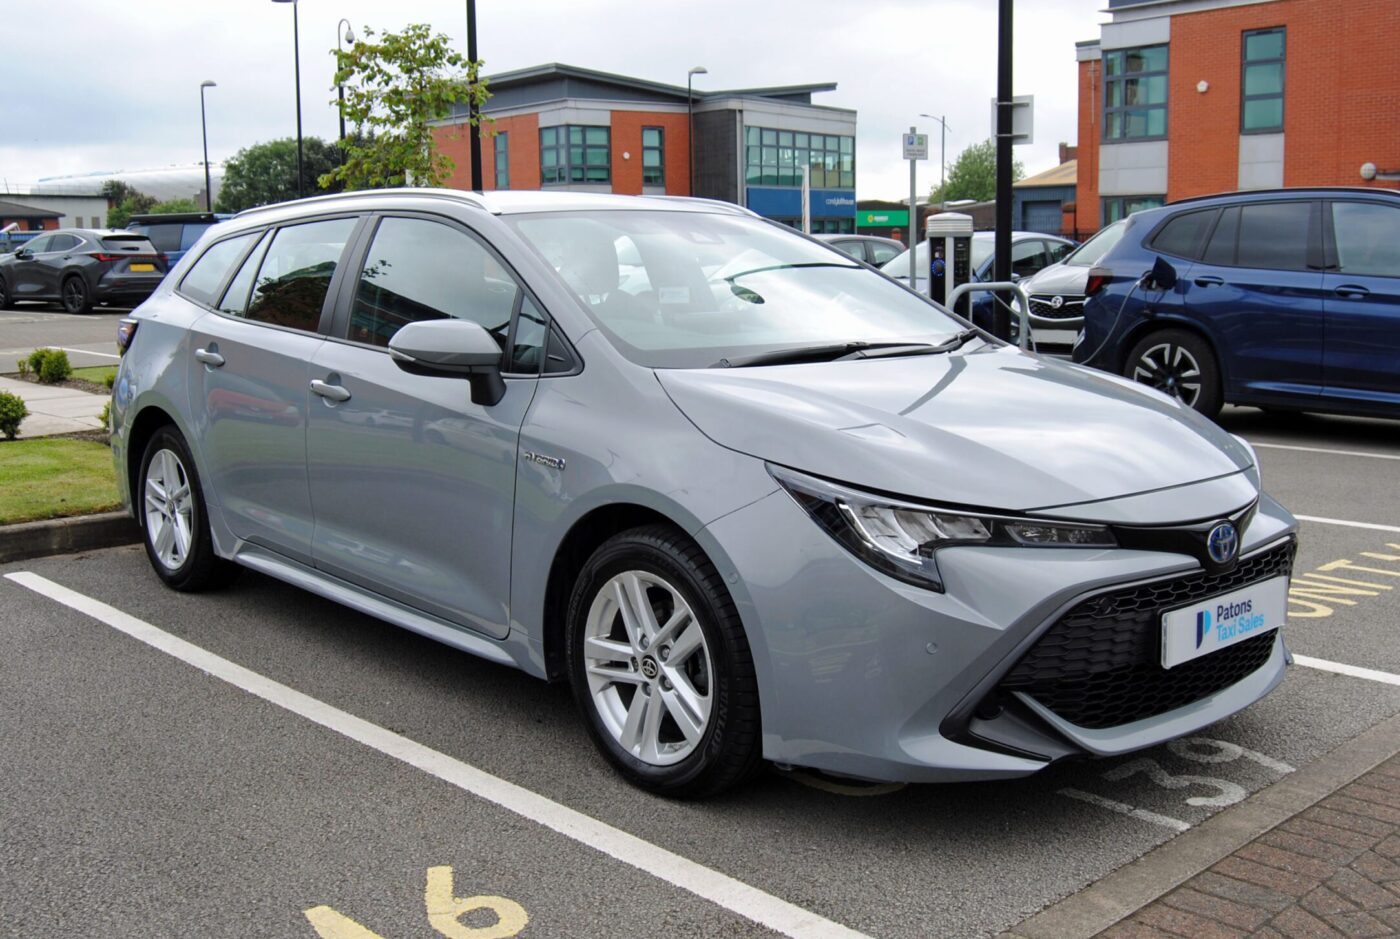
1073, 188, 1400, 420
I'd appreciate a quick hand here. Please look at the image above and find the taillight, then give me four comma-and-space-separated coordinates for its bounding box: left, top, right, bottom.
1085, 267, 1112, 297
116, 318, 139, 356
90, 252, 160, 263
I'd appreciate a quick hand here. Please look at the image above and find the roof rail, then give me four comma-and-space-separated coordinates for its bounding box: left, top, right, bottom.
645, 195, 760, 218
1168, 186, 1400, 207
233, 187, 489, 219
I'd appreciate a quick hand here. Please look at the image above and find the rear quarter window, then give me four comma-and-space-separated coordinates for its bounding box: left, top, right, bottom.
1149, 209, 1218, 260
179, 233, 258, 306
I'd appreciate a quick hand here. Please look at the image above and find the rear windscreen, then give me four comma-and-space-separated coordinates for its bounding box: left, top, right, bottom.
101, 236, 158, 253
128, 224, 183, 253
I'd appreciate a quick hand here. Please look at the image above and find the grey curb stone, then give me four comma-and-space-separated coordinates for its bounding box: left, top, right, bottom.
0, 511, 140, 564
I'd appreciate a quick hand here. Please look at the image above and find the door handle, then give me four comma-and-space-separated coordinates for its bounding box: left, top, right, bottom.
1333, 284, 1371, 299
310, 379, 351, 403
1193, 276, 1225, 287
194, 347, 225, 367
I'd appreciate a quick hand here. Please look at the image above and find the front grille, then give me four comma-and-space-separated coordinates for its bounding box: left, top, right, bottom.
1028, 295, 1085, 320
999, 539, 1294, 729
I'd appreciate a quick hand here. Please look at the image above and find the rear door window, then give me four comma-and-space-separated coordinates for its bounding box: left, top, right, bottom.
240, 218, 356, 332
48, 234, 81, 252
1235, 201, 1312, 270
871, 242, 902, 265
180, 233, 257, 306
1202, 207, 1241, 265
1150, 209, 1217, 259
831, 241, 865, 261
1011, 239, 1049, 278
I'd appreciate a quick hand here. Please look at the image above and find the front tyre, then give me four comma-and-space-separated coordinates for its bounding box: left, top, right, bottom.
139, 427, 236, 591
1125, 328, 1223, 419
566, 525, 761, 798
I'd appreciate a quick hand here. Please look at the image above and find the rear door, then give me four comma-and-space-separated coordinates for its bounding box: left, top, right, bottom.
1182, 199, 1325, 404
37, 233, 82, 297
186, 216, 360, 565
306, 213, 546, 638
1321, 199, 1400, 409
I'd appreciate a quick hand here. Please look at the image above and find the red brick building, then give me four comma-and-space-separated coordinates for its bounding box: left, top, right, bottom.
0, 200, 61, 232
432, 63, 860, 232
1074, 0, 1400, 229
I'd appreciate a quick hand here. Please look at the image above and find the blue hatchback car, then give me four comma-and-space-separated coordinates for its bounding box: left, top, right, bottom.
1073, 188, 1400, 419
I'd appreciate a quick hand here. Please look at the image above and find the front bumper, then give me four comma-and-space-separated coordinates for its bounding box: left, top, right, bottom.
700, 487, 1297, 783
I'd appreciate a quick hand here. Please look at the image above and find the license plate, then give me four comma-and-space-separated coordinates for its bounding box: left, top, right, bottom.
1161, 575, 1288, 668
130, 263, 155, 272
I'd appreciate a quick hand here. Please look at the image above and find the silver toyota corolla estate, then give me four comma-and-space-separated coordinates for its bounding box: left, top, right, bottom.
112, 189, 1297, 797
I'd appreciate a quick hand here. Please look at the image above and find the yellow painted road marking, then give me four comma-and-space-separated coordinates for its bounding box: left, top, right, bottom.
305, 906, 388, 939
1288, 545, 1400, 618
426, 866, 528, 939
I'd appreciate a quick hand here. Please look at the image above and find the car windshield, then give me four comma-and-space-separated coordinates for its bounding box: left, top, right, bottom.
508, 210, 964, 368
1061, 220, 1127, 266
882, 237, 994, 280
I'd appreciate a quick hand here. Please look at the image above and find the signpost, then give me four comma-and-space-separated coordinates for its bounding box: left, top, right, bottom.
903, 128, 928, 251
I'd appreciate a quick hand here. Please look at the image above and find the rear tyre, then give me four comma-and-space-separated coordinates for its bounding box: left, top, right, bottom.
1124, 329, 1223, 419
0, 277, 11, 310
61, 275, 92, 314
138, 427, 237, 592
566, 525, 762, 798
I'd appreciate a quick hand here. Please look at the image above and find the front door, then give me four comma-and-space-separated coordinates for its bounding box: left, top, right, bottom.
8, 233, 54, 300
1321, 199, 1400, 410
1183, 199, 1326, 404
307, 215, 545, 638
188, 216, 359, 564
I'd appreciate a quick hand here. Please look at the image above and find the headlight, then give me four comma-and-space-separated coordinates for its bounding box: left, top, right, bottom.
770, 465, 1116, 591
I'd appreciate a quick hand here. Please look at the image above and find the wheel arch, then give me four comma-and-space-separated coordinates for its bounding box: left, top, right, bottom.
1117, 317, 1229, 395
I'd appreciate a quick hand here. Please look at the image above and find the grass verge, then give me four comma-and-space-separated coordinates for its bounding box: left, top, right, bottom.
0, 438, 120, 524
71, 365, 118, 386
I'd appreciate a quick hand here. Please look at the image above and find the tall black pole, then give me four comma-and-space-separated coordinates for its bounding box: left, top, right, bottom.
336, 19, 352, 157
200, 86, 213, 211
992, 0, 1013, 340
687, 75, 695, 196
466, 0, 483, 191
292, 0, 304, 198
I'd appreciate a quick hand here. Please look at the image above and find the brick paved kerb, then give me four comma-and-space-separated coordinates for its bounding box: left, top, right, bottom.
1102, 755, 1400, 938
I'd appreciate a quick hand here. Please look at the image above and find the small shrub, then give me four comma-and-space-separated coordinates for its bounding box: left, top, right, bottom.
16, 360, 29, 379
98, 401, 111, 433
0, 391, 28, 439
103, 371, 116, 390
32, 348, 72, 384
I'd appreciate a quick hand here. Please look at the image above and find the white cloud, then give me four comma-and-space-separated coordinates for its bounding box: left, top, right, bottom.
1, 0, 1106, 199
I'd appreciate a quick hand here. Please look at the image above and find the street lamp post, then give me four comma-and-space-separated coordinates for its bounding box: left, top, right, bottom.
687, 66, 707, 196
199, 80, 217, 211
919, 113, 951, 197
465, 0, 483, 191
336, 19, 355, 152
271, 0, 305, 199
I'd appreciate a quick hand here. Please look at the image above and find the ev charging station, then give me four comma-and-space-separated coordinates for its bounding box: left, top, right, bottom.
924, 211, 974, 311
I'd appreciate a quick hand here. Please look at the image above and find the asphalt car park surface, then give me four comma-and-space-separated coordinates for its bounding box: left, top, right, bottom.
2, 406, 1399, 938
0, 304, 128, 372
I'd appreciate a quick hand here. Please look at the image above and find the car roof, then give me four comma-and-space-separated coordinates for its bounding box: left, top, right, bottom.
232, 188, 761, 225
1157, 186, 1400, 214
127, 212, 232, 225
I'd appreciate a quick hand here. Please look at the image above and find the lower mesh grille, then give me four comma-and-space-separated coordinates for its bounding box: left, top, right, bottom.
999, 539, 1294, 730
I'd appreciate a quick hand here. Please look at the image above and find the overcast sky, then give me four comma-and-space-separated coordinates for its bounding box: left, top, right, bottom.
1, 0, 1107, 201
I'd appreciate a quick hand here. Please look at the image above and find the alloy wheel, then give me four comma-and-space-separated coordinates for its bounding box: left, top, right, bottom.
582, 570, 713, 766
1132, 341, 1202, 407
144, 448, 195, 571
62, 278, 87, 313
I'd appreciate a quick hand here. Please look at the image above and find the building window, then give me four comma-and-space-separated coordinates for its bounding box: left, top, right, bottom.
1103, 45, 1168, 140
641, 127, 664, 186
744, 126, 854, 190
540, 125, 611, 184
1242, 28, 1285, 133
494, 131, 509, 189
1102, 195, 1164, 224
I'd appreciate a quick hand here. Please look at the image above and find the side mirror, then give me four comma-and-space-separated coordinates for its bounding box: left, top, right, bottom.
388, 319, 506, 406
14, 248, 32, 260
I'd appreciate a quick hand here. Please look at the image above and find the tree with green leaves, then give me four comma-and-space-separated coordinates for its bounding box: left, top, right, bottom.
102, 180, 156, 228
321, 23, 489, 191
928, 139, 1023, 205
148, 198, 201, 215
215, 137, 343, 212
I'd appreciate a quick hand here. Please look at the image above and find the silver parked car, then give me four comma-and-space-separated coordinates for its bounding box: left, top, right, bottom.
1019, 219, 1129, 352
112, 189, 1297, 797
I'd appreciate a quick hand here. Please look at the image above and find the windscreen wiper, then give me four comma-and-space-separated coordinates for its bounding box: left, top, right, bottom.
837, 328, 983, 360
711, 341, 923, 368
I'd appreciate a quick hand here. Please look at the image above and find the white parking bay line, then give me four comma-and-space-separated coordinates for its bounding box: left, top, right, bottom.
1057, 788, 1189, 832
1296, 515, 1400, 534
1293, 655, 1400, 688
4, 571, 869, 939
1251, 442, 1400, 462
56, 347, 121, 360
